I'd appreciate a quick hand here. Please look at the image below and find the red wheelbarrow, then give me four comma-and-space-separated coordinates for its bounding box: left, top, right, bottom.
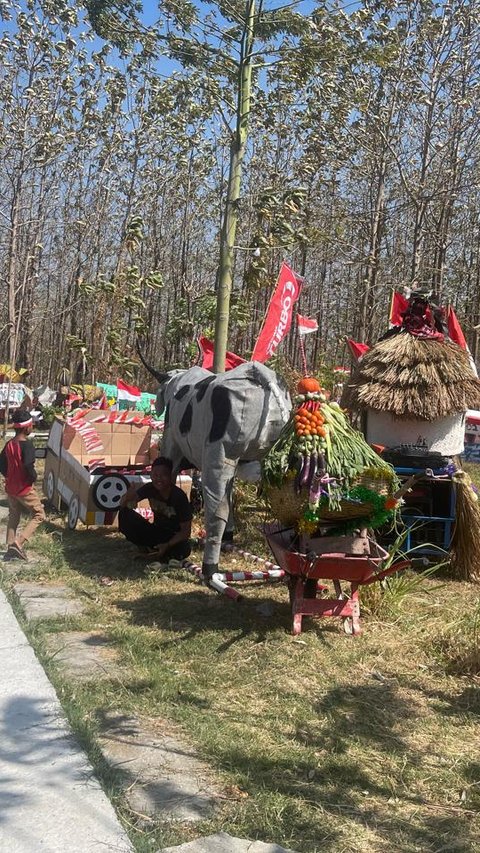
263, 522, 410, 636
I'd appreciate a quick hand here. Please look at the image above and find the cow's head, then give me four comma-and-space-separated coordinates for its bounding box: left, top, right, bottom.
136, 342, 184, 415
154, 369, 185, 415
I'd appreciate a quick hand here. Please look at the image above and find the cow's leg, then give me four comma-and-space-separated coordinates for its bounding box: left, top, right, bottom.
201, 459, 236, 579
222, 483, 235, 545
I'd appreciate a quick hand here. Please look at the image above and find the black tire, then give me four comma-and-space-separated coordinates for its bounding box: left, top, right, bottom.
92, 474, 130, 510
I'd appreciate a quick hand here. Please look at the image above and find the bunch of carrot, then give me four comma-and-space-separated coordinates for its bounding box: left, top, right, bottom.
294, 401, 326, 438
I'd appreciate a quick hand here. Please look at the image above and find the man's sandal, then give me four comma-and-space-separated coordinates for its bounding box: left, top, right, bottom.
6, 543, 28, 561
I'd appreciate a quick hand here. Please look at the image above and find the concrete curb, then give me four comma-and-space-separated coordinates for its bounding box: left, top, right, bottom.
0, 588, 133, 852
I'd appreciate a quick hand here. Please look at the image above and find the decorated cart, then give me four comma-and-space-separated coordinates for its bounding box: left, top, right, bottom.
263, 523, 409, 635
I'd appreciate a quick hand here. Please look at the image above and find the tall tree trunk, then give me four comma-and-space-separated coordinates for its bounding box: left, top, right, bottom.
7, 177, 22, 364
213, 0, 255, 373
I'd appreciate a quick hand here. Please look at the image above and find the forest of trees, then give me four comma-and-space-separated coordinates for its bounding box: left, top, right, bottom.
2, 0, 480, 391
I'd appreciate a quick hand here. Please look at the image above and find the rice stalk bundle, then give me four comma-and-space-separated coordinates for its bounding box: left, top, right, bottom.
450, 471, 480, 582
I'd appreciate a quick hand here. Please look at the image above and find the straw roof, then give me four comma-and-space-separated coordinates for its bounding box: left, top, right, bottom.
342, 333, 480, 421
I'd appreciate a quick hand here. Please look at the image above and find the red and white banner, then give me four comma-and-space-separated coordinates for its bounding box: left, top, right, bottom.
198, 337, 245, 371
117, 379, 141, 403
251, 262, 303, 362
296, 313, 318, 336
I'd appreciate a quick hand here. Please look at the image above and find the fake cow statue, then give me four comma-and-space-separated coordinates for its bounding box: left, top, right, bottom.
138, 351, 291, 577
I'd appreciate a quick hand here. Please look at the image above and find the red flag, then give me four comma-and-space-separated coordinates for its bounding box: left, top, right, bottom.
446, 305, 467, 350
251, 262, 303, 362
390, 291, 409, 326
198, 337, 245, 371
296, 313, 318, 335
347, 339, 369, 361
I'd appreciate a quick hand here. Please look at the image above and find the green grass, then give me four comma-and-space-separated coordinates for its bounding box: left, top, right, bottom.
463, 462, 480, 492
1, 491, 480, 852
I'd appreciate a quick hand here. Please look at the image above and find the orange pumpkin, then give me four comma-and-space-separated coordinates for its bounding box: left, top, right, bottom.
297, 376, 321, 394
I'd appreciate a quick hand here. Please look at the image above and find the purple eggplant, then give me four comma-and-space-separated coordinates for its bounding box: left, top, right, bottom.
307, 451, 318, 490
317, 452, 326, 477
300, 453, 311, 488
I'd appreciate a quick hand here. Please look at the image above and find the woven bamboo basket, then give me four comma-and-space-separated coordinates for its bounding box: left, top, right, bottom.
354, 470, 393, 497
265, 469, 394, 526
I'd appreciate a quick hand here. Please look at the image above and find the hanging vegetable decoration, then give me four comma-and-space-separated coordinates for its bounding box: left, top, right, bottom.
261, 378, 399, 534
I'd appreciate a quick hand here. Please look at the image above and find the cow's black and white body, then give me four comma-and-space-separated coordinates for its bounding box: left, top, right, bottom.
140, 357, 291, 576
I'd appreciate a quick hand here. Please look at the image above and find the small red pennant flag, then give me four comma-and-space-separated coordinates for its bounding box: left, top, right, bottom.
296, 313, 319, 336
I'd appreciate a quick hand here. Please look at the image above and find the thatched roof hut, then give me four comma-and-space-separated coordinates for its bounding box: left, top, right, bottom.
343, 333, 480, 421
343, 295, 480, 582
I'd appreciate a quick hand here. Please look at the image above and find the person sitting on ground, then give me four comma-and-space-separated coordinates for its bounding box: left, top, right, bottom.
118, 456, 192, 562
0, 409, 46, 561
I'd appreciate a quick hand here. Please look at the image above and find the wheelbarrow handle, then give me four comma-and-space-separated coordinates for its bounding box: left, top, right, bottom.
392, 468, 451, 502
393, 473, 424, 500
360, 559, 411, 586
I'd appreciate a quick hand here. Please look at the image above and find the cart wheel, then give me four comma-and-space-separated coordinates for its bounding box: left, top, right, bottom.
67, 496, 80, 530
93, 474, 129, 510
45, 470, 56, 504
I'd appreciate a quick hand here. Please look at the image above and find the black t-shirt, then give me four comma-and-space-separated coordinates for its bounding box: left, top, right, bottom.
136, 483, 193, 536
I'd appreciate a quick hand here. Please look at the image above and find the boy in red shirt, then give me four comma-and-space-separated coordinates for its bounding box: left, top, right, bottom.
0, 410, 46, 561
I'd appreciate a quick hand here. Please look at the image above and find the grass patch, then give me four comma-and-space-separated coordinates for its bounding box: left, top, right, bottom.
463, 462, 480, 492
435, 600, 480, 675
1, 488, 480, 852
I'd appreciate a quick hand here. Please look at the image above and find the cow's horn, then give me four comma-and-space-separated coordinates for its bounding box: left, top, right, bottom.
136, 340, 169, 384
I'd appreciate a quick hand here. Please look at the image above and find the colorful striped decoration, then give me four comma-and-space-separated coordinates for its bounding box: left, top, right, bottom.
182, 559, 243, 601
193, 535, 282, 573
216, 569, 285, 582
66, 416, 106, 471
182, 555, 285, 601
